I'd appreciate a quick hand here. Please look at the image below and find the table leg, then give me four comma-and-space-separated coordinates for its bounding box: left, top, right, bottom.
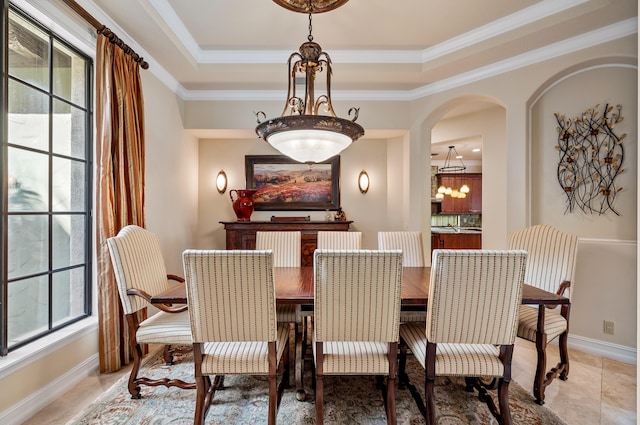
295, 317, 306, 401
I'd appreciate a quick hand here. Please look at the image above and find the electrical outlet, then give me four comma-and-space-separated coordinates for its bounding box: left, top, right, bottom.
603, 320, 615, 335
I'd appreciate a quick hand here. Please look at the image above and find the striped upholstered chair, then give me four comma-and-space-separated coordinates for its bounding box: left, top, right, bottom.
106, 225, 194, 399
378, 231, 426, 322
399, 249, 527, 425
316, 230, 362, 250
256, 231, 301, 324
182, 250, 290, 425
313, 249, 403, 425
509, 224, 578, 405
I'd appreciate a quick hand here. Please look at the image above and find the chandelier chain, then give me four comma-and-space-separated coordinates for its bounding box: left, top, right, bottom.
307, 0, 313, 41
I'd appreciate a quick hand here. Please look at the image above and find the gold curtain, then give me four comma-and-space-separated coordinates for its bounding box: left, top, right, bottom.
95, 33, 146, 373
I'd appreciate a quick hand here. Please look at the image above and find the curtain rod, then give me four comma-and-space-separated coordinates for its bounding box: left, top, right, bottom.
60, 0, 149, 69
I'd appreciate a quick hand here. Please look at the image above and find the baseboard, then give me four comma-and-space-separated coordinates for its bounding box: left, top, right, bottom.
569, 334, 637, 365
0, 353, 99, 425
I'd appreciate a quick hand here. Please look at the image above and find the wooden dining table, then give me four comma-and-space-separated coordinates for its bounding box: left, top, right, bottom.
149, 266, 570, 402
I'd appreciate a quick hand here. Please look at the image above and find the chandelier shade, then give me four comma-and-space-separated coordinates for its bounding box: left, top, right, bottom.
255, 0, 364, 164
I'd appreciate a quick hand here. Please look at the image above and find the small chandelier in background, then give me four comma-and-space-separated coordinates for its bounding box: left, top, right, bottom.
255, 0, 364, 164
435, 146, 470, 199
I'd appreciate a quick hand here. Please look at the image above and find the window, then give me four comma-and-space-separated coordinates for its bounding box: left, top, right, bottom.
1, 5, 93, 355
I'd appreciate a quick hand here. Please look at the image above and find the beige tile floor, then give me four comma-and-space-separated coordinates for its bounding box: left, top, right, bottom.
22, 338, 636, 425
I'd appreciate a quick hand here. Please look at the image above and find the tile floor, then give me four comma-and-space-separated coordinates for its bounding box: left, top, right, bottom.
21, 339, 637, 425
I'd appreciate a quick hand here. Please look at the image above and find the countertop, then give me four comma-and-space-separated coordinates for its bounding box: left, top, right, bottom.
431, 227, 482, 234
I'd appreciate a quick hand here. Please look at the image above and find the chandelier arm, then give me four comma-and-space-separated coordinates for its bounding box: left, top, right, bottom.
282, 53, 303, 116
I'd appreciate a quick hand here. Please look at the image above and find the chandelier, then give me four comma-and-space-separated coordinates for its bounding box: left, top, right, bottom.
255, 0, 364, 164
435, 146, 470, 199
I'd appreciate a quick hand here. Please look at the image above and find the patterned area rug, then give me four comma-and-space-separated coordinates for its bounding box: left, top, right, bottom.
69, 348, 567, 425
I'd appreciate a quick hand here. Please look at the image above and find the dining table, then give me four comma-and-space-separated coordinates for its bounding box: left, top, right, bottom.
148, 266, 570, 402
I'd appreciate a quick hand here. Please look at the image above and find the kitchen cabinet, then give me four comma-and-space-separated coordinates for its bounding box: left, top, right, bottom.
437, 173, 482, 214
431, 232, 482, 252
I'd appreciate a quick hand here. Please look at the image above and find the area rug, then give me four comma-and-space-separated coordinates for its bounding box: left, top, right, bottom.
68, 348, 567, 425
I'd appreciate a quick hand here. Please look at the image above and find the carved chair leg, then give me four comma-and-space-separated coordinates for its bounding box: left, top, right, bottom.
128, 342, 143, 399
558, 330, 570, 380
163, 344, 174, 365
534, 332, 548, 405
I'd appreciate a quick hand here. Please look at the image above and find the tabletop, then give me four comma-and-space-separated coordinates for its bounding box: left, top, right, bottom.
148, 266, 569, 307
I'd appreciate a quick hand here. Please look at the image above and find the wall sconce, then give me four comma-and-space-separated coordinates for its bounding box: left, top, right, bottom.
215, 170, 227, 194
358, 170, 369, 194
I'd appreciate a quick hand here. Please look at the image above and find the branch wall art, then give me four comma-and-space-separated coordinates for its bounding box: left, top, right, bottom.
554, 103, 626, 215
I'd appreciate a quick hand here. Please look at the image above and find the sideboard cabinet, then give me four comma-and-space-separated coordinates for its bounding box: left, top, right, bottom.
220, 220, 353, 267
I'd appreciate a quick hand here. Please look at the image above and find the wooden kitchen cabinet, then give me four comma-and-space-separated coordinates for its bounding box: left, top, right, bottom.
437, 173, 482, 214
431, 232, 482, 252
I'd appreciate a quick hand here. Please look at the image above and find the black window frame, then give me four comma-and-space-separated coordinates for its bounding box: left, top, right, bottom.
1, 2, 93, 356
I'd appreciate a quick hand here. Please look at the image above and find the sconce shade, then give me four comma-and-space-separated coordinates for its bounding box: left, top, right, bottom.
358, 170, 369, 194
216, 170, 227, 194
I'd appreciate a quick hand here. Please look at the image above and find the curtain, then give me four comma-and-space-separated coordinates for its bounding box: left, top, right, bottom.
95, 33, 146, 373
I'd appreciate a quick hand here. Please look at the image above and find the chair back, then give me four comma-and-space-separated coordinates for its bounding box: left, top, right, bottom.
427, 249, 527, 345
377, 231, 425, 267
316, 231, 362, 249
182, 250, 277, 344
314, 249, 403, 342
508, 224, 578, 298
106, 225, 169, 315
255, 231, 301, 267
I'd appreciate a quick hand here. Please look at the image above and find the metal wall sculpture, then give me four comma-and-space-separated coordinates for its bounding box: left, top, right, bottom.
554, 104, 626, 215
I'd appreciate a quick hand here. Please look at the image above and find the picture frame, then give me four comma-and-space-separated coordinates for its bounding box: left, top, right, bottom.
245, 155, 340, 211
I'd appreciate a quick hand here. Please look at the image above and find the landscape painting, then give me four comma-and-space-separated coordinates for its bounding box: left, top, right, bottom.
245, 155, 340, 211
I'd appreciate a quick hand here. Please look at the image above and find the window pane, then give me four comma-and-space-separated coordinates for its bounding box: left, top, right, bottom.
8, 276, 49, 345
53, 157, 85, 212
53, 40, 86, 107
8, 146, 49, 212
8, 79, 50, 151
53, 100, 86, 158
52, 215, 85, 269
53, 268, 85, 326
7, 215, 49, 280
8, 11, 50, 91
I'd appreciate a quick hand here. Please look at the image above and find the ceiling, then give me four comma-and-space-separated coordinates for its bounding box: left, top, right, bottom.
85, 0, 635, 94
73, 0, 636, 159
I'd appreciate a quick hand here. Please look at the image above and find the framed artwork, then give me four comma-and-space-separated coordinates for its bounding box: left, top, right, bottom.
245, 155, 340, 211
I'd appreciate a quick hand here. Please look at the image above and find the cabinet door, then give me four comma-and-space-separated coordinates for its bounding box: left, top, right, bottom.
469, 175, 482, 213
435, 233, 482, 250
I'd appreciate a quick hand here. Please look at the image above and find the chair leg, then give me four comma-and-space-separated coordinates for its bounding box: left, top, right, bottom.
315, 342, 324, 425
558, 330, 570, 380
398, 341, 408, 388
533, 332, 548, 405
127, 342, 143, 399
386, 376, 397, 425
497, 378, 512, 425
424, 377, 436, 425
193, 375, 212, 425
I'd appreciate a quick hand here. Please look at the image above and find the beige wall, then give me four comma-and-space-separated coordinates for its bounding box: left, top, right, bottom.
191, 35, 637, 352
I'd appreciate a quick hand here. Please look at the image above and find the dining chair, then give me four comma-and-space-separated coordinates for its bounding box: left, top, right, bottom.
316, 230, 362, 250
255, 231, 301, 324
313, 249, 403, 425
509, 224, 578, 404
398, 249, 527, 425
182, 250, 290, 425
378, 231, 426, 323
256, 231, 303, 393
106, 225, 195, 399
